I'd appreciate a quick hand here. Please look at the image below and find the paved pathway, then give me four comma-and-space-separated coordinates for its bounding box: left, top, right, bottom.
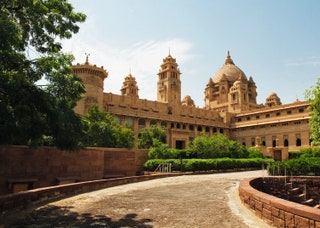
2, 170, 273, 227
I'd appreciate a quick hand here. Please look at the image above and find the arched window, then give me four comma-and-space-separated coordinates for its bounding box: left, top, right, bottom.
161, 121, 167, 127
150, 120, 157, 126
219, 129, 224, 134
197, 126, 202, 132
126, 117, 133, 126
205, 126, 210, 132
284, 139, 289, 147
296, 138, 301, 146
138, 119, 145, 126
213, 128, 217, 133
272, 140, 276, 147
262, 141, 266, 146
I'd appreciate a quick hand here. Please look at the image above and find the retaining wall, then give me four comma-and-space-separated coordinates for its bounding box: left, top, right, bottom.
0, 173, 181, 213
239, 177, 320, 228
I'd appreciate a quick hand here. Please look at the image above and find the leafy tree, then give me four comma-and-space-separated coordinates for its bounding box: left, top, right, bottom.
189, 134, 249, 159
305, 78, 320, 146
148, 139, 172, 159
137, 125, 166, 149
247, 148, 264, 158
82, 104, 134, 149
0, 0, 86, 149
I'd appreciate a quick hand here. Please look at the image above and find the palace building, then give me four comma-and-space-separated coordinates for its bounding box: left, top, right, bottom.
73, 52, 311, 158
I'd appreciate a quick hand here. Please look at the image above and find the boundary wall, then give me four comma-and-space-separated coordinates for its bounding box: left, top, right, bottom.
239, 177, 320, 228
0, 146, 149, 195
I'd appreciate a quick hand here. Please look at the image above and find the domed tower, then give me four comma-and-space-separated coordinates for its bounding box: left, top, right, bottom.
121, 73, 139, 98
228, 73, 249, 112
157, 54, 181, 106
248, 76, 257, 103
72, 56, 108, 115
205, 51, 259, 113
265, 92, 282, 107
182, 95, 195, 107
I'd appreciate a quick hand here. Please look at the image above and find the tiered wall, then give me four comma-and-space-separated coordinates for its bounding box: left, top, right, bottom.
239, 177, 320, 227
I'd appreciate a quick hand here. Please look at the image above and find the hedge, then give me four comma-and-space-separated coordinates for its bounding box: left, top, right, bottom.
144, 158, 271, 172
267, 157, 320, 176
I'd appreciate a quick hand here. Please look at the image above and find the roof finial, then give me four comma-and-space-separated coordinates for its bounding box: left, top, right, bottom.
168, 47, 171, 56
85, 52, 90, 64
225, 50, 234, 65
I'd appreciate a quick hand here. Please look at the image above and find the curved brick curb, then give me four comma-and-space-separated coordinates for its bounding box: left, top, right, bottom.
0, 173, 181, 213
239, 177, 320, 228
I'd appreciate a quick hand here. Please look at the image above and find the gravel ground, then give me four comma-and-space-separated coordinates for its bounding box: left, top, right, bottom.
1, 170, 273, 228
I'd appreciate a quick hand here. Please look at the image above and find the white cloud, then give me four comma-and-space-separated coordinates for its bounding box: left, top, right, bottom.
285, 56, 320, 67
62, 37, 194, 101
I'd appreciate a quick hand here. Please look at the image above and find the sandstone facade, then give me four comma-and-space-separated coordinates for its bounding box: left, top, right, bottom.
73, 52, 311, 154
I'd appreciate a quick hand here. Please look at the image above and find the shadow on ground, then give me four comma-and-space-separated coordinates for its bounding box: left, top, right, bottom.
1, 205, 153, 228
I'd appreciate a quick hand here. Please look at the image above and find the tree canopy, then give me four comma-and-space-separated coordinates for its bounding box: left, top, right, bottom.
82, 104, 135, 149
305, 78, 320, 146
0, 0, 86, 150
188, 134, 249, 158
137, 125, 167, 149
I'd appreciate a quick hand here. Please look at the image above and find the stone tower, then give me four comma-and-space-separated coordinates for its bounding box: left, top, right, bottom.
121, 73, 139, 98
72, 57, 108, 115
205, 51, 259, 113
157, 54, 181, 105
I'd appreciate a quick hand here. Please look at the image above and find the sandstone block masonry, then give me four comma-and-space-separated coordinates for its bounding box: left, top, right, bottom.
0, 146, 149, 195
239, 177, 320, 228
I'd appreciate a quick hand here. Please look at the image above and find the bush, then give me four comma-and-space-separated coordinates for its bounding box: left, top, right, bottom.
144, 158, 270, 172
288, 151, 304, 159
247, 148, 264, 158
267, 157, 320, 176
189, 134, 251, 159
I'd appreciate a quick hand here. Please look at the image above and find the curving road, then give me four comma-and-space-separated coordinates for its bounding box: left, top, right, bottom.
2, 170, 273, 227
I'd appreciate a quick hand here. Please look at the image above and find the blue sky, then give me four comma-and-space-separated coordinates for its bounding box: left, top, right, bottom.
63, 0, 320, 107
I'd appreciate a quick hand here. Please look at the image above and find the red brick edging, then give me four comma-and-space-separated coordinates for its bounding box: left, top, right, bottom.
0, 173, 181, 213
239, 178, 320, 228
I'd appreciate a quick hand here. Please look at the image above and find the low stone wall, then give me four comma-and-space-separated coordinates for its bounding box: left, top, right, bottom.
0, 146, 149, 195
239, 177, 320, 228
0, 173, 181, 213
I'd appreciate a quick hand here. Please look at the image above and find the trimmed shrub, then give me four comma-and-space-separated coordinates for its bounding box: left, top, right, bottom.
267, 157, 320, 176
144, 158, 270, 172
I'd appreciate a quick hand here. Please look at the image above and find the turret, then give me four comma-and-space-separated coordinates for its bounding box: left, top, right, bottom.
72, 56, 108, 115
121, 73, 139, 98
157, 54, 181, 106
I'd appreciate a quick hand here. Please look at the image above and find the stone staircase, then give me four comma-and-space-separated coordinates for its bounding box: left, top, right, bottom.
286, 182, 319, 208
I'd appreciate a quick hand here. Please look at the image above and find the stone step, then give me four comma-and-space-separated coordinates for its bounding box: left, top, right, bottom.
288, 187, 301, 195
302, 198, 314, 206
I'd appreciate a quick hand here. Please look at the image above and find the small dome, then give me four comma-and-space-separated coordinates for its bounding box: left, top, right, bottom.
182, 95, 195, 107
212, 51, 247, 84
266, 92, 282, 107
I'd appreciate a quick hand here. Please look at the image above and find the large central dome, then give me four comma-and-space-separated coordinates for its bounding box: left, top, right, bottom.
212, 51, 247, 83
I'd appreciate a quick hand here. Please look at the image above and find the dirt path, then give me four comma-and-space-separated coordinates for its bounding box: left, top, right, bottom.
1, 170, 273, 227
